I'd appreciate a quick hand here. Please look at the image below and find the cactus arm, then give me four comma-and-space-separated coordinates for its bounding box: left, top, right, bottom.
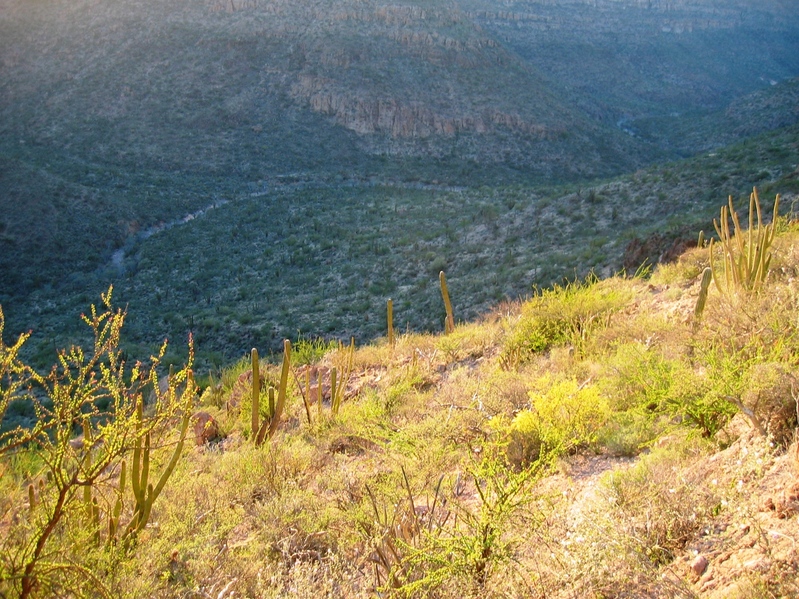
131, 398, 143, 504
108, 495, 122, 542
266, 340, 291, 439
268, 386, 275, 419
134, 484, 155, 535
139, 433, 150, 506
150, 409, 190, 504
303, 368, 312, 425
251, 348, 260, 439
709, 238, 721, 294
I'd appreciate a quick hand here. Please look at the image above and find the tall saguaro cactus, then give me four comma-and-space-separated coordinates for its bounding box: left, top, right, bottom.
251, 348, 260, 439
439, 271, 455, 334
387, 298, 395, 347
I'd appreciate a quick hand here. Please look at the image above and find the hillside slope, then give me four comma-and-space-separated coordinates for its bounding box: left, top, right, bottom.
4, 123, 799, 371
2, 0, 799, 306
1, 190, 798, 598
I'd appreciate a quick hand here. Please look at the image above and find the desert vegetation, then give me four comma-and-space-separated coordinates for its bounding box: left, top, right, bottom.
2, 1, 799, 596
4, 122, 799, 374
2, 190, 798, 598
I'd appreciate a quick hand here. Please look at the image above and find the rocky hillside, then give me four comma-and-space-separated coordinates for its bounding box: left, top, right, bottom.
2, 191, 798, 598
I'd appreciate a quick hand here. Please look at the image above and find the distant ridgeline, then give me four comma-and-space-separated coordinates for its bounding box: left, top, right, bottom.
1, 0, 798, 366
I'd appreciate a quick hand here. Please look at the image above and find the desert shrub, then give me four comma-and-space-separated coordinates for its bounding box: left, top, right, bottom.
0, 289, 194, 599
601, 440, 719, 566
481, 369, 531, 415
597, 410, 669, 456
293, 335, 338, 366
648, 247, 706, 286
502, 277, 631, 363
501, 378, 609, 469
603, 342, 676, 412
602, 342, 730, 437
378, 458, 542, 598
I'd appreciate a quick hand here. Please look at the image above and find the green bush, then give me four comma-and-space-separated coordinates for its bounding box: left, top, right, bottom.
0, 289, 194, 598
502, 277, 630, 362
503, 378, 609, 468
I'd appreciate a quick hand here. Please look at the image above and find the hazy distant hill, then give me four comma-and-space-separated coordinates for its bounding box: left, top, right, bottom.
1, 0, 799, 362
2, 0, 797, 180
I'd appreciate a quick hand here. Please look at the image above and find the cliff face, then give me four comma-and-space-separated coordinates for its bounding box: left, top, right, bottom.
0, 0, 797, 179
291, 75, 558, 139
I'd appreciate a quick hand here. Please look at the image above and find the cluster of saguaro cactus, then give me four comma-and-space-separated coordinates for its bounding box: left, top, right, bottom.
331, 339, 355, 416
297, 339, 355, 424
120, 391, 192, 544
709, 189, 780, 293
77, 382, 193, 548
251, 340, 291, 446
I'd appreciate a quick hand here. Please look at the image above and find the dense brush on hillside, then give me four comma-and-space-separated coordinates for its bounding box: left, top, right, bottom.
1, 191, 798, 598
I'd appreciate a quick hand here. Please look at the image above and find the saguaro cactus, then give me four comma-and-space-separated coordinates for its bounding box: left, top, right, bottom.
251, 348, 260, 439
114, 398, 192, 543
439, 271, 455, 334
387, 298, 395, 347
253, 339, 291, 445
693, 267, 713, 325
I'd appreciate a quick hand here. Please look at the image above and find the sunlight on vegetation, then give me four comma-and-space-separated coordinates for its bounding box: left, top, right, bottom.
2, 189, 799, 597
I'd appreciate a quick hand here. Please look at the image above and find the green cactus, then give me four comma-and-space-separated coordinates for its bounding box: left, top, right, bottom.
694, 267, 713, 323
697, 230, 705, 248
91, 497, 101, 544
330, 339, 355, 417
254, 339, 291, 445
251, 348, 260, 439
120, 392, 192, 543
316, 368, 323, 421
300, 368, 313, 425
387, 298, 395, 347
439, 271, 455, 334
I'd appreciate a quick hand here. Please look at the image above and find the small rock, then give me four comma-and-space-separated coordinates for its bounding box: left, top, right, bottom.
699, 578, 717, 593
691, 554, 709, 576
192, 411, 219, 445
763, 497, 776, 511
743, 557, 767, 572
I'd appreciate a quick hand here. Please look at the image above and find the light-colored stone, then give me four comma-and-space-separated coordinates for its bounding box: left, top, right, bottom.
192, 411, 219, 446
691, 554, 709, 576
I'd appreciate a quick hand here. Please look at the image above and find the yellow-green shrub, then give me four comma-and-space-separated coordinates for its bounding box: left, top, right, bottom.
504, 378, 609, 468
502, 278, 631, 363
